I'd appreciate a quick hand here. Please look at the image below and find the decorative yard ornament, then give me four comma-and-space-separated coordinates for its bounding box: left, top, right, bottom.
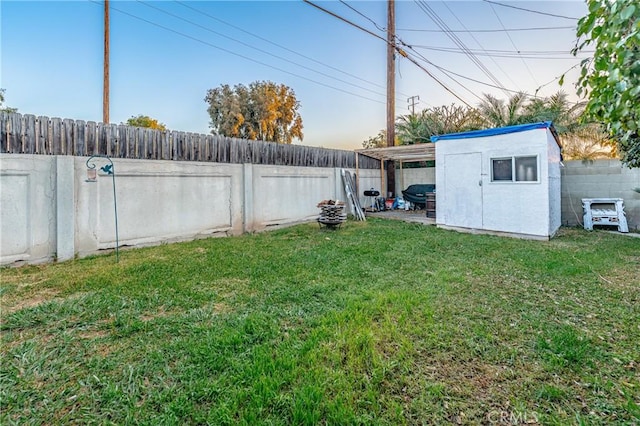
85, 155, 119, 262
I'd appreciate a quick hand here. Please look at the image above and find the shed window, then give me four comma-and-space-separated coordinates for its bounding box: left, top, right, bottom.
491, 158, 512, 181
491, 156, 538, 182
515, 156, 538, 181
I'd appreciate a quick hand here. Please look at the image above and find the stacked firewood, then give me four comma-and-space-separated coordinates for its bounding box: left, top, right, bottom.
317, 200, 347, 227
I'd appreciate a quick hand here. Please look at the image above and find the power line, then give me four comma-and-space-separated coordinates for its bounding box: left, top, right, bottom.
303, 0, 390, 45
534, 62, 585, 96
413, 49, 588, 61
397, 25, 574, 33
413, 0, 511, 97
405, 49, 585, 105
338, 0, 385, 32
404, 54, 474, 107
303, 0, 474, 107
137, 1, 394, 101
173, 1, 408, 98
401, 48, 486, 102
487, 2, 539, 86
410, 51, 533, 97
90, 1, 386, 105
441, 1, 519, 92
410, 45, 590, 55
481, 0, 580, 21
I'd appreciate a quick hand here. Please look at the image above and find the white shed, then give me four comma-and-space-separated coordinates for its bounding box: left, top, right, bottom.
432, 121, 561, 240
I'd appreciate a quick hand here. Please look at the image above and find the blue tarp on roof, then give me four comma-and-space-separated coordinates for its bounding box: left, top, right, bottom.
430, 121, 554, 143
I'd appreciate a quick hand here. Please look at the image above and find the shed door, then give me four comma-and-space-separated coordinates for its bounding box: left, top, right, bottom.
444, 152, 482, 229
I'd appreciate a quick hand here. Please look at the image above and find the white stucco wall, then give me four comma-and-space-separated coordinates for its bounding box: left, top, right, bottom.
250, 165, 337, 230
74, 158, 245, 257
435, 128, 560, 238
0, 155, 56, 264
354, 168, 384, 205
1, 154, 371, 265
395, 167, 436, 196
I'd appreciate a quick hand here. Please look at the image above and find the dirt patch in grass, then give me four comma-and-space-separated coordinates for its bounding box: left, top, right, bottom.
77, 329, 110, 340
140, 305, 175, 322
1, 287, 61, 315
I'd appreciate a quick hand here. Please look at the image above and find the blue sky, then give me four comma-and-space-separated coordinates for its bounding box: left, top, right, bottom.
1, 1, 590, 150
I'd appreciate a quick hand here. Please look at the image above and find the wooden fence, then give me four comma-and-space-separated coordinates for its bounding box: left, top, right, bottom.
0, 113, 380, 169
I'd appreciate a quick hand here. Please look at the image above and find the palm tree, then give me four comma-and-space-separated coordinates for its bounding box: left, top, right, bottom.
477, 91, 616, 160
523, 91, 585, 134
395, 114, 430, 145
477, 92, 528, 128
395, 105, 483, 145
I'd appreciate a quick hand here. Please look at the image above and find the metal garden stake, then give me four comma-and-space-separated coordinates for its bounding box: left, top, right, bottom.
85, 155, 119, 262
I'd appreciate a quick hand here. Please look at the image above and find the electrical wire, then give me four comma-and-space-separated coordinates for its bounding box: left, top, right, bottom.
487, 2, 539, 86
409, 46, 592, 56
338, 0, 386, 32
397, 31, 586, 106
304, 0, 474, 107
409, 45, 592, 59
137, 1, 394, 101
413, 0, 511, 97
303, 0, 390, 46
533, 62, 586, 96
441, 2, 519, 91
482, 0, 580, 21
91, 1, 386, 104
172, 1, 409, 98
397, 25, 575, 33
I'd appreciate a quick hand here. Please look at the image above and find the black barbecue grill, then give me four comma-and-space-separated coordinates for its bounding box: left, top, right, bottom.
364, 189, 381, 211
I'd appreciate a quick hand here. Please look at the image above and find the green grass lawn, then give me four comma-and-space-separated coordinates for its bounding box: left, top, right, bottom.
1, 220, 639, 425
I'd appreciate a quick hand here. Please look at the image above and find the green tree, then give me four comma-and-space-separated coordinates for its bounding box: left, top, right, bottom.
477, 92, 529, 127
420, 104, 483, 136
395, 105, 483, 145
125, 114, 167, 131
573, 0, 640, 167
561, 124, 616, 161
205, 81, 303, 144
395, 114, 428, 145
522, 90, 616, 159
522, 91, 585, 133
0, 89, 18, 113
361, 130, 389, 149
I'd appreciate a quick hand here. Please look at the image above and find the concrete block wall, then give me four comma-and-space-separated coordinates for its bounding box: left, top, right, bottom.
561, 159, 640, 230
1, 154, 371, 265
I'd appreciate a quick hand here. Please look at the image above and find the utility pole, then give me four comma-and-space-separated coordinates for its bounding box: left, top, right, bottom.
386, 0, 396, 198
103, 0, 110, 124
407, 95, 419, 115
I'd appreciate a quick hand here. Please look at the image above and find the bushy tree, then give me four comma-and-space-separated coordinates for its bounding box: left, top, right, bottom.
125, 114, 167, 131
361, 130, 386, 149
395, 105, 483, 145
205, 81, 303, 144
0, 89, 18, 113
573, 0, 640, 167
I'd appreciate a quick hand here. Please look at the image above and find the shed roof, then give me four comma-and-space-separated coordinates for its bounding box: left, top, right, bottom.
356, 122, 560, 163
430, 121, 558, 144
356, 143, 435, 162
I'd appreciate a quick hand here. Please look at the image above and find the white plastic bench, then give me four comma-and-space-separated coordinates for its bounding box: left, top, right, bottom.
581, 198, 629, 233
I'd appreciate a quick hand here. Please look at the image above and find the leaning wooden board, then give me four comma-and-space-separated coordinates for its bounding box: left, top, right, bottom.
341, 169, 366, 221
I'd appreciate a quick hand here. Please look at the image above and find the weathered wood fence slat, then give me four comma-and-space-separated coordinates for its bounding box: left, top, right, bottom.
0, 112, 380, 169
